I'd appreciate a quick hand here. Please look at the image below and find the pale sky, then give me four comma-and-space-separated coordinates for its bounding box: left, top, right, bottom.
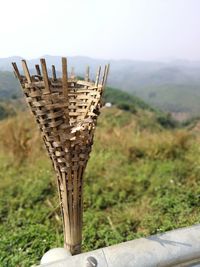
0, 0, 200, 61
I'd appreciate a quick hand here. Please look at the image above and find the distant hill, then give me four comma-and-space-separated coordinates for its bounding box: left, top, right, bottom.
0, 71, 21, 99
1, 56, 200, 119
104, 87, 153, 112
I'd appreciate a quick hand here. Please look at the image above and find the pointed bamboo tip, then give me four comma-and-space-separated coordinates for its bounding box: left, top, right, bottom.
21, 60, 32, 83
40, 58, 51, 93
95, 66, 101, 86
35, 64, 42, 76
62, 58, 68, 75
11, 62, 23, 82
40, 58, 46, 64
62, 57, 67, 64
52, 65, 57, 80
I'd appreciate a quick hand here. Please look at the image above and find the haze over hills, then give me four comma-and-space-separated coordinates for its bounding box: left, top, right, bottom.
1, 55, 200, 119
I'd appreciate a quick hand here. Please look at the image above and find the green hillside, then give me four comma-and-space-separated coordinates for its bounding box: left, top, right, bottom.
104, 87, 177, 129
132, 84, 200, 119
104, 87, 153, 112
0, 83, 177, 128
0, 71, 21, 99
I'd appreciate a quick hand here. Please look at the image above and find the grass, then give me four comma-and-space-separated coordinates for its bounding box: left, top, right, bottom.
0, 107, 200, 266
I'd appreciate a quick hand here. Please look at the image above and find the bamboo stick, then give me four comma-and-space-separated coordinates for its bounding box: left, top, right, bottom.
62, 57, 68, 98
95, 66, 101, 87
22, 60, 32, 83
102, 64, 110, 89
12, 62, 22, 82
35, 64, 41, 76
52, 65, 57, 81
40, 58, 50, 94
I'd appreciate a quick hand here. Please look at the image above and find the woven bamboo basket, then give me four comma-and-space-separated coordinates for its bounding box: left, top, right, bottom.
12, 58, 109, 255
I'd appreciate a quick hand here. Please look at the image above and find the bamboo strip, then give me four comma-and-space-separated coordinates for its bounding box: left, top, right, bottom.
62, 57, 68, 98
22, 60, 32, 83
40, 58, 51, 94
35, 64, 41, 76
103, 64, 110, 89
62, 57, 70, 125
52, 65, 57, 81
11, 62, 22, 82
95, 66, 101, 87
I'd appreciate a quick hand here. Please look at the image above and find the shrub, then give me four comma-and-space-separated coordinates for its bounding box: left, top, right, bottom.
0, 103, 15, 120
156, 113, 178, 129
0, 113, 42, 164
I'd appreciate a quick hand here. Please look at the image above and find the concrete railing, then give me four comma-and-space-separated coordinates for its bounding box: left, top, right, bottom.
39, 224, 200, 267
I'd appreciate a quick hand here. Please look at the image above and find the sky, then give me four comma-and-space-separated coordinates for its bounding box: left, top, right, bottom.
0, 0, 200, 61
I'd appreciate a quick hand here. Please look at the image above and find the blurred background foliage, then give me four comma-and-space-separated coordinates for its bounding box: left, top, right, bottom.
0, 88, 200, 266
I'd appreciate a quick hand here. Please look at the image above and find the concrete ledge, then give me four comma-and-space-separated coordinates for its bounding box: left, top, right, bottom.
39, 224, 200, 267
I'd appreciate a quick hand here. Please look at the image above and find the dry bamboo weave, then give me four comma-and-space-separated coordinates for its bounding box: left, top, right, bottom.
12, 58, 109, 255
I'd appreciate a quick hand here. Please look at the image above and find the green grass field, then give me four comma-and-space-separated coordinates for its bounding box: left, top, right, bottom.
0, 107, 200, 266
